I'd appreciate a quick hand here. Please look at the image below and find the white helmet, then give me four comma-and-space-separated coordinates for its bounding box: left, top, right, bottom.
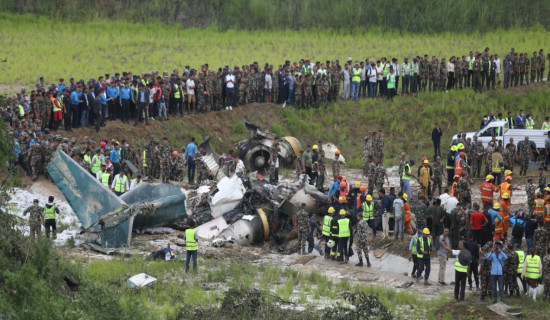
327, 239, 335, 248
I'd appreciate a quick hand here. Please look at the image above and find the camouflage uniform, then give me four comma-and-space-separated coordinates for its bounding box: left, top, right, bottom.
543, 255, 550, 301
374, 165, 386, 191
534, 228, 548, 259
206, 75, 215, 112
124, 148, 138, 174
272, 70, 279, 103
432, 162, 444, 196
43, 142, 57, 178
504, 249, 519, 296
332, 158, 340, 182
502, 147, 512, 171
518, 56, 525, 85
304, 76, 313, 108
539, 174, 547, 194
29, 143, 43, 180
145, 140, 154, 170
255, 72, 263, 102
172, 154, 186, 181
429, 60, 439, 92
355, 219, 370, 262
248, 72, 257, 103
419, 60, 430, 92
439, 62, 447, 91
480, 253, 493, 299
531, 55, 538, 83
330, 69, 340, 102
367, 162, 376, 195
471, 142, 484, 178
455, 60, 464, 89
374, 136, 384, 164
318, 77, 329, 107
519, 142, 531, 176
239, 72, 248, 105
296, 209, 309, 254
316, 156, 325, 192
23, 204, 44, 239
524, 55, 530, 85
160, 144, 173, 183
197, 81, 206, 113
214, 76, 223, 111
195, 153, 210, 184
525, 183, 537, 213
150, 145, 161, 179
414, 203, 427, 232
294, 76, 303, 108
484, 145, 494, 176
457, 178, 471, 208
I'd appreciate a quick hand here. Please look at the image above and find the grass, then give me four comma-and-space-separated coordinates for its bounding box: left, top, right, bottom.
1, 13, 550, 87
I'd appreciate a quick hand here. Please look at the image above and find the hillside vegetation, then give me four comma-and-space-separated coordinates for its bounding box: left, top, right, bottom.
1, 0, 550, 32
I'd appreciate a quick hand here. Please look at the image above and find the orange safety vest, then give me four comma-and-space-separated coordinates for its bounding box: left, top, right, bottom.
451, 182, 459, 198
480, 182, 497, 203
356, 194, 362, 209
534, 198, 545, 216
499, 199, 510, 222
404, 202, 412, 223
545, 204, 550, 222
494, 219, 504, 233
338, 190, 348, 204
455, 158, 463, 176
500, 182, 511, 199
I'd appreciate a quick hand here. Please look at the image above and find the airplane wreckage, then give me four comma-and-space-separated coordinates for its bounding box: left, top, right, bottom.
47, 121, 345, 248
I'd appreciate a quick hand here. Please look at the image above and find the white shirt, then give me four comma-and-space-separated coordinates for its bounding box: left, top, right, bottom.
444, 197, 459, 214
110, 174, 129, 192
447, 62, 454, 73
494, 58, 501, 73
368, 68, 377, 83
186, 79, 195, 95
130, 179, 142, 190
264, 74, 272, 89
149, 88, 155, 103
439, 193, 450, 205
235, 159, 245, 173
360, 67, 367, 81
225, 74, 235, 88
376, 66, 383, 81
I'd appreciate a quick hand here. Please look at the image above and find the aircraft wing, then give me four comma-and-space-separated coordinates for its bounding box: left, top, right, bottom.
47, 150, 125, 229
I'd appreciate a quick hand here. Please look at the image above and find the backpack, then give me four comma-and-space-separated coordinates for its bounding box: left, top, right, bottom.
512, 220, 524, 239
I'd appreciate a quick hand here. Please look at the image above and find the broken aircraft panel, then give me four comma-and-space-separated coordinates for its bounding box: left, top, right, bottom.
47, 150, 187, 248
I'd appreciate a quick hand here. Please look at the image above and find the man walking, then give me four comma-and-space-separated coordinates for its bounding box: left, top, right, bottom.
44, 196, 60, 239
22, 199, 44, 240
416, 228, 433, 285
294, 203, 310, 255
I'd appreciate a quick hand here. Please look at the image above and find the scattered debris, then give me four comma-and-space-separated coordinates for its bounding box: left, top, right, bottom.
397, 282, 414, 289
487, 302, 521, 317
126, 273, 157, 288
322, 291, 393, 320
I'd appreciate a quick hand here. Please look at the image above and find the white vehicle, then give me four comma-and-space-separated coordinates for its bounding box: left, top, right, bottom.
451, 121, 547, 155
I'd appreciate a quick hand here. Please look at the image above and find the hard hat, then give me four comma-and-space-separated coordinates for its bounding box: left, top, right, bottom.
339, 209, 346, 216
505, 176, 512, 181
485, 175, 494, 182
546, 187, 550, 192
360, 186, 367, 192
504, 170, 512, 177
493, 203, 500, 210
99, 141, 107, 148
457, 143, 465, 150
172, 151, 178, 156
403, 193, 408, 201
335, 150, 341, 155
342, 176, 347, 181
340, 182, 347, 188
501, 192, 509, 199
459, 152, 466, 157
451, 145, 457, 152
312, 144, 318, 150
327, 239, 335, 248
354, 181, 361, 187
422, 228, 430, 235
328, 207, 335, 214
366, 195, 373, 201
423, 159, 429, 164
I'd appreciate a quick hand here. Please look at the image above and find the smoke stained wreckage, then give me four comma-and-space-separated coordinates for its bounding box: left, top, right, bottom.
46, 122, 334, 249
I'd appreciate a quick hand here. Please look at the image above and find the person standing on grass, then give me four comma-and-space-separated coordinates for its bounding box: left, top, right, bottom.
341, 63, 351, 100
386, 67, 396, 101
431, 122, 442, 160
134, 83, 149, 126
522, 247, 542, 301
184, 221, 199, 273
487, 242, 507, 303
264, 68, 272, 104
186, 73, 196, 113
367, 62, 377, 99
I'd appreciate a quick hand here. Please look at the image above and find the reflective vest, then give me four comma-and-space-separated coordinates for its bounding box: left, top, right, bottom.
468, 59, 475, 70
356, 194, 362, 209
387, 74, 396, 89
91, 155, 101, 174
338, 218, 350, 237
113, 174, 127, 193
525, 255, 540, 280
143, 150, 147, 168
494, 218, 504, 233
455, 259, 468, 273
517, 250, 525, 274
101, 171, 110, 187
322, 215, 332, 236
500, 200, 510, 222
533, 199, 544, 215
18, 104, 24, 117
338, 190, 347, 204
451, 182, 458, 198
44, 205, 56, 220
402, 164, 411, 181
362, 202, 374, 221
480, 182, 495, 203
131, 178, 142, 188
352, 68, 361, 82
454, 157, 463, 176
492, 156, 502, 173
500, 182, 510, 199
526, 118, 534, 130
545, 205, 550, 222
411, 236, 418, 255
52, 98, 61, 112
84, 154, 92, 165
185, 228, 198, 251
173, 84, 181, 99
417, 237, 431, 258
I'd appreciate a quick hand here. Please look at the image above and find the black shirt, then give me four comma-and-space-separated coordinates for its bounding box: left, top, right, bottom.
524, 220, 537, 239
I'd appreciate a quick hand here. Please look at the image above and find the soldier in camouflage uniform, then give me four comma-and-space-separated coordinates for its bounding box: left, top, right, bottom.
539, 168, 547, 194
144, 135, 154, 176
455, 59, 464, 90
534, 222, 547, 259
44, 136, 59, 179
432, 156, 444, 197
524, 52, 530, 85
374, 131, 384, 165
519, 137, 532, 176
469, 140, 483, 178
504, 243, 520, 297
518, 53, 526, 85
429, 56, 439, 92
195, 148, 210, 184
354, 214, 371, 267
330, 66, 340, 102
457, 172, 472, 209
543, 249, 550, 301
414, 196, 428, 232
479, 243, 494, 301
172, 151, 186, 182
239, 70, 248, 105
196, 77, 207, 113
316, 150, 326, 192
366, 156, 376, 195
439, 59, 447, 91
374, 161, 389, 192
294, 74, 303, 109
295, 203, 310, 255
502, 143, 513, 172
160, 138, 173, 183
23, 199, 44, 240
206, 72, 215, 112
513, 53, 521, 86
303, 74, 313, 108
255, 70, 263, 103
537, 49, 545, 83
150, 141, 161, 179
124, 144, 138, 174
419, 55, 430, 92
272, 67, 279, 104
29, 143, 43, 181
163, 78, 172, 116
318, 74, 329, 107
248, 69, 257, 103
481, 50, 489, 87
526, 179, 537, 213
484, 142, 494, 177
530, 52, 538, 83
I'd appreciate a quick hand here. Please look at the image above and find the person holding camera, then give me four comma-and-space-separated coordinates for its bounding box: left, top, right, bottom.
487, 242, 508, 303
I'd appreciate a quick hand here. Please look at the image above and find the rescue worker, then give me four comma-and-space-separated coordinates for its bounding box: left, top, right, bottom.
44, 196, 60, 239
330, 206, 341, 260
516, 243, 527, 295
409, 230, 422, 279
22, 199, 44, 240
354, 214, 371, 267
111, 169, 129, 196
493, 203, 505, 243
130, 174, 143, 190
97, 164, 111, 187
337, 209, 350, 263
416, 227, 433, 285
522, 248, 542, 301
500, 193, 511, 239
337, 181, 348, 211
322, 207, 335, 259
184, 220, 199, 273
362, 194, 376, 236
446, 146, 457, 186
534, 192, 545, 223
480, 175, 499, 211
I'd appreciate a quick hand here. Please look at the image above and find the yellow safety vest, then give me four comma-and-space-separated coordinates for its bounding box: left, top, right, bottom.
131, 178, 142, 188
455, 259, 468, 273
545, 205, 550, 222
517, 250, 525, 274
338, 218, 350, 237
52, 98, 61, 112
44, 205, 56, 220
468, 59, 475, 70
91, 155, 101, 174
84, 154, 92, 164
352, 68, 361, 82
411, 236, 418, 255
322, 215, 332, 236
143, 150, 147, 168
101, 172, 110, 187
526, 119, 534, 130
113, 174, 127, 193
186, 228, 198, 251
534, 199, 544, 215
387, 74, 396, 89
402, 164, 411, 181
417, 237, 431, 258
525, 255, 540, 280
362, 202, 374, 221
18, 104, 24, 117
173, 84, 181, 99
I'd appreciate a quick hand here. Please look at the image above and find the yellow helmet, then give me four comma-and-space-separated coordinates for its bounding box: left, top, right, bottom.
501, 192, 510, 199
457, 143, 465, 150
328, 207, 335, 214
366, 195, 373, 201
422, 228, 430, 235
403, 193, 409, 201
312, 144, 318, 150
504, 169, 512, 177
485, 175, 494, 182
339, 209, 346, 216
546, 187, 550, 192
451, 145, 457, 152
354, 181, 361, 187
493, 203, 500, 210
